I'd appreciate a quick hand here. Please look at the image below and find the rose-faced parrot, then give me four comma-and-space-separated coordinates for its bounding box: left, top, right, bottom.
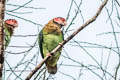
4, 19, 18, 49
38, 17, 67, 74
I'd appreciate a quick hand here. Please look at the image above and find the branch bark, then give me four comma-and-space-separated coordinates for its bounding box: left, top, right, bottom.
25, 0, 109, 80
0, 0, 6, 80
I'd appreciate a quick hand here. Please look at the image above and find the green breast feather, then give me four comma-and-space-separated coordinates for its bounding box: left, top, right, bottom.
39, 29, 63, 67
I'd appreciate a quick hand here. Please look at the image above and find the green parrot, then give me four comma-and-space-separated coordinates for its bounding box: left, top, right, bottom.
4, 19, 18, 49
38, 17, 67, 74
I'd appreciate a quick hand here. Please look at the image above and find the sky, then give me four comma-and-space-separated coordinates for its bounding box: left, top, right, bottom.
3, 0, 120, 80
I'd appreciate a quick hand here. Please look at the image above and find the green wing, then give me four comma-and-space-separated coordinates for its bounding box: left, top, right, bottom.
4, 26, 11, 49
38, 29, 44, 58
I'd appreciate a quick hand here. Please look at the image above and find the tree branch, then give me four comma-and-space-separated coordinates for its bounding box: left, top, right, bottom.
0, 0, 6, 80
25, 0, 109, 79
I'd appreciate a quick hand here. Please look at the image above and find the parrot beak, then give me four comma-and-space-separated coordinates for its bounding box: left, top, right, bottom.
14, 23, 18, 28
63, 21, 67, 26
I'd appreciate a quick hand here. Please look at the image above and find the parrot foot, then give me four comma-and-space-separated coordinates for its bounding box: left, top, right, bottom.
59, 43, 64, 48
46, 53, 52, 57
59, 43, 63, 46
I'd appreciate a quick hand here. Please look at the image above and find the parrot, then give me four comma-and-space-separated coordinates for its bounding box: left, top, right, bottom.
4, 19, 18, 49
38, 17, 67, 74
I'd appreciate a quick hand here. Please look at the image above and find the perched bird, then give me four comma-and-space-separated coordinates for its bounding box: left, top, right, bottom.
4, 19, 18, 49
38, 17, 67, 74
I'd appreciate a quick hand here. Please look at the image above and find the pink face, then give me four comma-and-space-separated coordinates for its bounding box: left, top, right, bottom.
53, 17, 67, 26
5, 19, 18, 28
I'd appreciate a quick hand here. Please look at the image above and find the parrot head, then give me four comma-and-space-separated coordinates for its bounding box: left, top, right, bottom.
53, 17, 67, 27
5, 19, 18, 29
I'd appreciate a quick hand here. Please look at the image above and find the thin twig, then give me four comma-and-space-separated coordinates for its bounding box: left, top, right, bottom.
103, 2, 120, 79
6, 12, 43, 26
8, 0, 33, 12
115, 0, 120, 7
6, 3, 45, 10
